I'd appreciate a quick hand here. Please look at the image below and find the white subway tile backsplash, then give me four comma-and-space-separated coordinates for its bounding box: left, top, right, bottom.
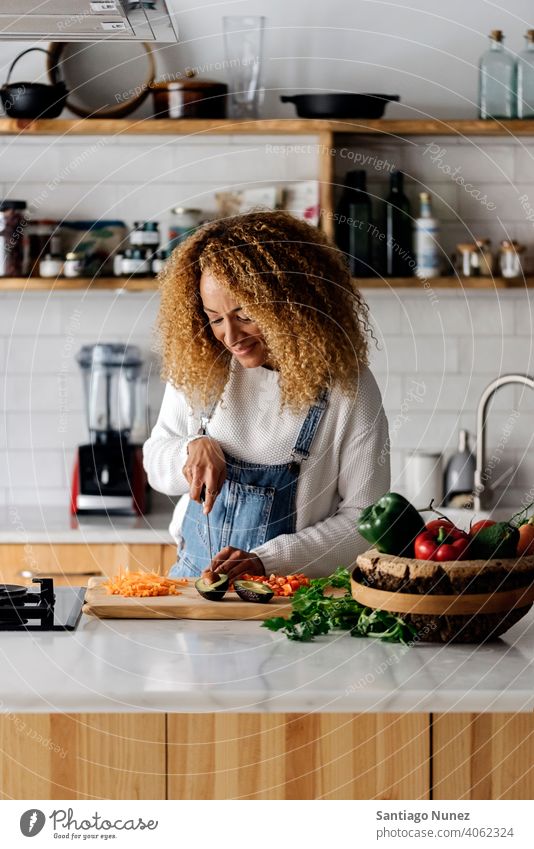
364, 292, 402, 334
370, 335, 459, 374
5, 374, 85, 412
513, 144, 534, 183
4, 336, 72, 374
458, 183, 528, 222
6, 412, 84, 450
458, 336, 534, 374
0, 294, 62, 336
2, 451, 66, 489
389, 411, 464, 452
4, 487, 68, 507
398, 293, 515, 336
514, 295, 534, 334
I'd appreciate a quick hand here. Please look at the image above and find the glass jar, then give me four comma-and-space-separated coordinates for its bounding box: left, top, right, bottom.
456, 243, 479, 276
0, 200, 27, 277
63, 251, 85, 278
474, 238, 494, 276
39, 253, 63, 278
26, 219, 61, 276
130, 221, 160, 248
169, 207, 203, 250
499, 240, 525, 278
120, 248, 151, 277
151, 248, 170, 275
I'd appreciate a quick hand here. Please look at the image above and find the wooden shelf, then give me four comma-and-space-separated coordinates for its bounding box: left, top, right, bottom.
1, 275, 531, 292
2, 117, 534, 137
0, 277, 159, 291
356, 276, 533, 289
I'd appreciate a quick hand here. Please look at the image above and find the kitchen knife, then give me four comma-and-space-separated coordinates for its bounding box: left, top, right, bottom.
200, 485, 213, 565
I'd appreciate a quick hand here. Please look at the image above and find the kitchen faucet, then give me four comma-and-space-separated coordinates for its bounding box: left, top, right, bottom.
474, 374, 534, 511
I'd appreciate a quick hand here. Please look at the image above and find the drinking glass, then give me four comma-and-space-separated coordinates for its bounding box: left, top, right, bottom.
223, 16, 265, 119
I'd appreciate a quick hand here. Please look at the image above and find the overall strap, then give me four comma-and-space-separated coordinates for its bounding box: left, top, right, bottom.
197, 398, 219, 436
290, 388, 329, 463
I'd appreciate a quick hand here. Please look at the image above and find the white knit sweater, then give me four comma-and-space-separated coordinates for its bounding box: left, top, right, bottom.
142, 363, 390, 577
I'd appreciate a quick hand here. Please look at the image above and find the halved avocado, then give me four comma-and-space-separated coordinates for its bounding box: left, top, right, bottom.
195, 573, 229, 601
234, 579, 274, 604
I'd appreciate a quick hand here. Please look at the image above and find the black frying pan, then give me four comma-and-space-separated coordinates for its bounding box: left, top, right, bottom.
280, 93, 400, 119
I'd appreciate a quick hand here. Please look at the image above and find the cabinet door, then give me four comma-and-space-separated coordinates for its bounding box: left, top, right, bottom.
167, 713, 430, 800
0, 544, 163, 586
161, 544, 177, 575
433, 713, 534, 799
0, 713, 165, 799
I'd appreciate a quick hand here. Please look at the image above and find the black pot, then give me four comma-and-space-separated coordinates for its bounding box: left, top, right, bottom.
0, 47, 68, 119
280, 93, 400, 119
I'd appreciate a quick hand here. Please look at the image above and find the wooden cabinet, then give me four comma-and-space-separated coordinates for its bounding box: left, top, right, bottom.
0, 714, 165, 800
0, 543, 174, 586
167, 713, 430, 800
432, 713, 534, 800
2, 707, 534, 799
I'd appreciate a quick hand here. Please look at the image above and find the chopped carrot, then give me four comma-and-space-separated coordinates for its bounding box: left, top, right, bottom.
103, 571, 189, 598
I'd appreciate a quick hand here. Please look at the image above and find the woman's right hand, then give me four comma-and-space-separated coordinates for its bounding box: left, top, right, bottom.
182, 437, 226, 514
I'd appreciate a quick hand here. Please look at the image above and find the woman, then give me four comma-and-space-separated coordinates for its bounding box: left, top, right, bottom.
143, 210, 390, 581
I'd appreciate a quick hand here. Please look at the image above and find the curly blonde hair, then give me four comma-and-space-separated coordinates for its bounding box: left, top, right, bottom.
156, 210, 371, 412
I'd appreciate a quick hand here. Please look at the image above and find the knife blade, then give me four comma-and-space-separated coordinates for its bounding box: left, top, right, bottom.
200, 485, 213, 566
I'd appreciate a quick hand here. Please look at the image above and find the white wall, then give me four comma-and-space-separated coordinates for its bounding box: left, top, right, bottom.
1, 1, 534, 119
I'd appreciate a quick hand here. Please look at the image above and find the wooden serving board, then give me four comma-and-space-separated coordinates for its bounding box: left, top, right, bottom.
82, 577, 293, 621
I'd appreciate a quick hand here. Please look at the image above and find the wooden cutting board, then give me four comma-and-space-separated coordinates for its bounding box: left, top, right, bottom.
82, 576, 293, 621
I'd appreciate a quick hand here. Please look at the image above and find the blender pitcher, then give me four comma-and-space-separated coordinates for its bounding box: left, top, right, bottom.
71, 343, 150, 516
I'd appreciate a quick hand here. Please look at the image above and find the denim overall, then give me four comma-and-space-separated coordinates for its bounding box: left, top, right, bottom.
169, 389, 329, 578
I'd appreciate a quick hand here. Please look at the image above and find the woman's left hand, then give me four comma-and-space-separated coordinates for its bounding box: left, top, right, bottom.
207, 546, 265, 583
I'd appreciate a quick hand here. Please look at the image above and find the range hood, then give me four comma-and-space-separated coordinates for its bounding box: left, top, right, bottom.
0, 0, 179, 42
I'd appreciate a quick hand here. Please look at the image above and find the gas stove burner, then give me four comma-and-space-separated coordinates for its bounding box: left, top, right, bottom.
0, 584, 29, 600
0, 578, 85, 632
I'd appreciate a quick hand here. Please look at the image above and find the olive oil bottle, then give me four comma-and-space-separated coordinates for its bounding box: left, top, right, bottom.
385, 170, 413, 276
335, 170, 374, 277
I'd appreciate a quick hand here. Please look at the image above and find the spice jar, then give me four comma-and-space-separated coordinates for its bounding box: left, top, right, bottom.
499, 240, 525, 278
26, 219, 61, 276
0, 200, 27, 277
120, 248, 151, 277
456, 243, 478, 276
130, 221, 160, 248
151, 248, 170, 275
169, 207, 202, 250
475, 238, 494, 276
63, 251, 84, 278
39, 253, 63, 278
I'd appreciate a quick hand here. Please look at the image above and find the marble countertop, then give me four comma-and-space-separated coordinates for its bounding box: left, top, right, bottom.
1, 596, 533, 714
0, 504, 174, 544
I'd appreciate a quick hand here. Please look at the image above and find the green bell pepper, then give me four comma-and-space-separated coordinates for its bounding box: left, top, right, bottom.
357, 492, 426, 557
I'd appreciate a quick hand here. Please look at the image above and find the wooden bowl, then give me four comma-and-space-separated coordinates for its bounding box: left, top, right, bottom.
352, 549, 534, 643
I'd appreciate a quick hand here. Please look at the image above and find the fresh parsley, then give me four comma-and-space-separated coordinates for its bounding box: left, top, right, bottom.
262, 566, 416, 643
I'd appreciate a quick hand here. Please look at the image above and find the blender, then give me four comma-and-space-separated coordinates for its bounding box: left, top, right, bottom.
70, 343, 150, 515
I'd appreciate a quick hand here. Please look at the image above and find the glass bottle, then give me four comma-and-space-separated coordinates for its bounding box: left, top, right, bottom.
414, 193, 440, 279
385, 171, 413, 277
335, 170, 374, 277
479, 30, 517, 119
517, 30, 534, 118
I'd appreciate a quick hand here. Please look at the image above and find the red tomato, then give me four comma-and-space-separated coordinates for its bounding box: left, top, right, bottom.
469, 519, 496, 537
